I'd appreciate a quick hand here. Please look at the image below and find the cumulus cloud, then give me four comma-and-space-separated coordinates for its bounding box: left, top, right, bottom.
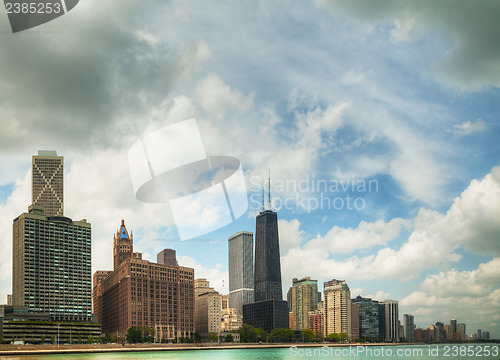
400, 258, 500, 333
282, 166, 500, 283
305, 217, 410, 254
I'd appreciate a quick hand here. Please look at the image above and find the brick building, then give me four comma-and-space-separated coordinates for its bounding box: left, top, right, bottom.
93, 220, 194, 339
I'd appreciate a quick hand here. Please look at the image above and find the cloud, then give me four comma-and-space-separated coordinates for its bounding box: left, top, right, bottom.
177, 255, 228, 294
282, 166, 500, 283
316, 0, 500, 90
305, 217, 410, 254
0, 0, 211, 153
453, 119, 487, 136
400, 258, 500, 335
278, 218, 305, 253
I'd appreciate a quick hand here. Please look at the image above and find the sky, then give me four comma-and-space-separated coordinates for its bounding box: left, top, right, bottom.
0, 0, 499, 338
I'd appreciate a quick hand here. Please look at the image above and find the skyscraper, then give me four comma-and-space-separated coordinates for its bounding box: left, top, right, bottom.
289, 277, 318, 331
403, 314, 415, 341
381, 300, 399, 341
242, 180, 288, 331
352, 296, 379, 340
32, 150, 64, 216
228, 231, 254, 315
12, 204, 92, 322
254, 210, 282, 301
323, 279, 351, 337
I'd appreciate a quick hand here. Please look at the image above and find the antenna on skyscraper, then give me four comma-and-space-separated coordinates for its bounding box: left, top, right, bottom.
268, 169, 271, 211
262, 179, 265, 212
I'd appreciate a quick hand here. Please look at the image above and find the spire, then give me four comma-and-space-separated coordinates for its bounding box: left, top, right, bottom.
268, 169, 271, 211
261, 179, 265, 212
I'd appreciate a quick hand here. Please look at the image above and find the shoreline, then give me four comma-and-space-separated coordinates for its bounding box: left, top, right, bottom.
0, 342, 437, 356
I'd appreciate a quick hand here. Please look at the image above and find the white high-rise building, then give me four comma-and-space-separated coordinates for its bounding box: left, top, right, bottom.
323, 279, 351, 337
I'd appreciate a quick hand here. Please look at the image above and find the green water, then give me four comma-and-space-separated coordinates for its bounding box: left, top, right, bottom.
6, 344, 499, 360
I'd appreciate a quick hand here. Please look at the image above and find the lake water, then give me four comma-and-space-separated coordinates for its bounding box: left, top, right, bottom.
5, 344, 499, 360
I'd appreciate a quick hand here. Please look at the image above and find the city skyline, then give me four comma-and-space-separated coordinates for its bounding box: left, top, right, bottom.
0, 0, 499, 338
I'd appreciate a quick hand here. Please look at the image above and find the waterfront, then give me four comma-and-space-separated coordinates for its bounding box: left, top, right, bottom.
1, 344, 498, 360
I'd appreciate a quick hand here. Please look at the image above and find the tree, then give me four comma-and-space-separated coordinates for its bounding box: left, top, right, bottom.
339, 332, 349, 342
208, 332, 219, 343
87, 337, 95, 344
327, 333, 340, 342
225, 334, 234, 343
302, 329, 315, 342
50, 336, 55, 344
126, 327, 143, 343
0, 336, 3, 344
238, 324, 257, 342
102, 331, 112, 344
314, 331, 324, 342
256, 328, 267, 342
269, 328, 294, 342
193, 332, 201, 343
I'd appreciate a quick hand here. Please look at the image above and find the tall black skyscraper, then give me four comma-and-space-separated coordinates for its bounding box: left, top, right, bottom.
242, 175, 288, 331
254, 210, 282, 301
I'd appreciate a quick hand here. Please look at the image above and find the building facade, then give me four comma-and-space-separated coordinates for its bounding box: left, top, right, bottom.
195, 291, 222, 337
32, 150, 64, 217
243, 207, 288, 331
323, 279, 351, 337
194, 278, 222, 338
381, 300, 399, 341
228, 231, 254, 315
351, 303, 360, 340
254, 211, 282, 301
403, 314, 415, 342
352, 296, 379, 340
93, 220, 194, 338
289, 277, 318, 331
12, 205, 92, 322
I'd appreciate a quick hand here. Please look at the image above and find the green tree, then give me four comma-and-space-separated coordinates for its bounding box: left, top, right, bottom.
102, 331, 112, 344
0, 336, 3, 344
193, 332, 201, 343
339, 332, 349, 342
208, 332, 219, 343
327, 333, 340, 342
301, 329, 315, 342
141, 326, 154, 343
314, 331, 324, 342
238, 324, 257, 342
50, 336, 55, 344
225, 334, 234, 343
126, 327, 143, 343
256, 327, 267, 342
270, 328, 294, 342
87, 337, 95, 344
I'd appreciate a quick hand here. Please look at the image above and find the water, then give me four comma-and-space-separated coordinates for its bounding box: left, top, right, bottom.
4, 344, 499, 360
